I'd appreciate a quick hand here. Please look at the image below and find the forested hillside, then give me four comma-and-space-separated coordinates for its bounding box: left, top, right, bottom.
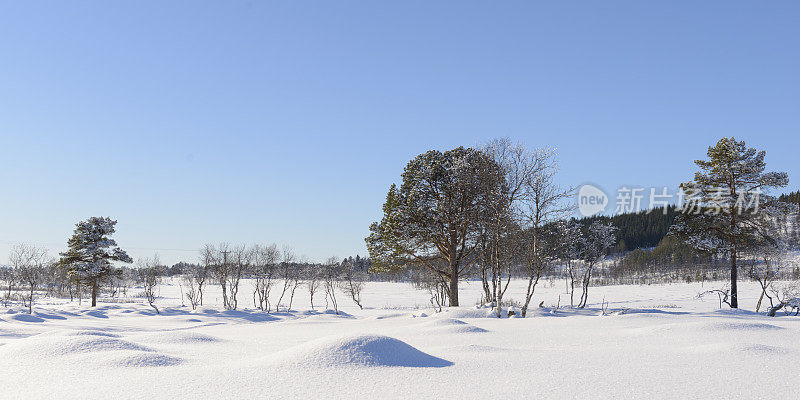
577, 206, 678, 252
780, 190, 800, 206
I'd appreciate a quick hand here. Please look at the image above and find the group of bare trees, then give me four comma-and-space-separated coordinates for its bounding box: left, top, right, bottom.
198, 243, 248, 310
4, 244, 53, 313
177, 244, 365, 313
1, 239, 368, 315
475, 139, 616, 317
741, 209, 800, 316
556, 220, 618, 308
1, 243, 168, 313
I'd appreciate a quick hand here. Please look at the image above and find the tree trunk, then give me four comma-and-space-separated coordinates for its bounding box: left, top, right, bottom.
91, 281, 98, 307
730, 250, 738, 308
520, 271, 541, 318
447, 249, 460, 306
768, 302, 784, 317
756, 287, 766, 312
448, 276, 459, 307
481, 267, 491, 305
729, 208, 738, 309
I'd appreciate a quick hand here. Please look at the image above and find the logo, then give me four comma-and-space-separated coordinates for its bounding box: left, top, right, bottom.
577, 184, 608, 217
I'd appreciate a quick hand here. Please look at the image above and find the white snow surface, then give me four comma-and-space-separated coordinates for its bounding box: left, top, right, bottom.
1, 279, 799, 399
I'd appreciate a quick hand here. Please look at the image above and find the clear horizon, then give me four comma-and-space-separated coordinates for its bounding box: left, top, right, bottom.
2, 1, 798, 265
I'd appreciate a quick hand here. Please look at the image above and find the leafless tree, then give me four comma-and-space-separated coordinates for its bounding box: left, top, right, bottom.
483, 139, 559, 317
180, 263, 207, 310
306, 263, 322, 309
9, 244, 51, 313
1, 265, 17, 307
225, 244, 250, 311
340, 258, 365, 309
322, 257, 340, 314
746, 205, 799, 312
204, 243, 229, 307
207, 243, 246, 310
183, 273, 201, 310
139, 255, 161, 314
425, 275, 448, 312
575, 221, 616, 308
428, 277, 448, 312
699, 287, 733, 308
409, 266, 448, 312
286, 257, 304, 312
252, 244, 279, 311
195, 246, 214, 306
275, 247, 297, 312
44, 260, 70, 298
746, 256, 780, 313
519, 147, 574, 317
115, 267, 135, 298
555, 220, 584, 308
767, 283, 800, 317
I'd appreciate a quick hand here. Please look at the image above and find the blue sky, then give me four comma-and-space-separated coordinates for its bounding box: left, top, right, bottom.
1, 1, 798, 265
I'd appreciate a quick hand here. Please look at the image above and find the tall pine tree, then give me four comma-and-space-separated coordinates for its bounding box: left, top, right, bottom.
672, 138, 788, 308
59, 217, 133, 307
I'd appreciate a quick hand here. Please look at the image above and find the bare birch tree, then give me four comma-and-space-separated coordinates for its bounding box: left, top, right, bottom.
252, 244, 280, 311
520, 147, 574, 317
139, 254, 161, 314
9, 244, 51, 314
275, 247, 296, 312
340, 257, 365, 309
306, 263, 322, 309
323, 257, 340, 314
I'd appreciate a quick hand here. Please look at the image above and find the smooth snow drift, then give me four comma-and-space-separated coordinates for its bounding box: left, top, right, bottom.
267, 334, 453, 368
422, 318, 489, 333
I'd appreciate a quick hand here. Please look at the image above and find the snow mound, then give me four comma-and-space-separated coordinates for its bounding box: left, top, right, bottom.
1, 335, 153, 358
373, 313, 407, 320
268, 334, 452, 368
9, 314, 45, 323
423, 318, 488, 333
84, 310, 109, 318
38, 329, 121, 338
70, 330, 121, 338
440, 325, 488, 334
433, 308, 495, 319
424, 318, 469, 326
102, 352, 184, 367
705, 322, 783, 331
134, 331, 220, 344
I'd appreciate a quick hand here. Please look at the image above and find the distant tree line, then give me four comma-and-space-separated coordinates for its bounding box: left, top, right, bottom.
576, 206, 678, 252
779, 190, 800, 206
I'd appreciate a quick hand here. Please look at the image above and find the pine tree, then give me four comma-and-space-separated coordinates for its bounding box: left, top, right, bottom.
366, 147, 506, 307
59, 217, 133, 307
671, 137, 789, 308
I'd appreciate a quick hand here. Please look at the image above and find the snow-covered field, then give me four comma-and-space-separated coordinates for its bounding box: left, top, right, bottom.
2, 279, 799, 399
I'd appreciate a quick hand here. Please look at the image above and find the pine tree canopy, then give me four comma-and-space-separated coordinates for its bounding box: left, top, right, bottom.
59, 216, 133, 283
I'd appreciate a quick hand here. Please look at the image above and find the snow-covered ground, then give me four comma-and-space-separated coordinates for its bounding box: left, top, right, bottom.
2, 279, 799, 399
